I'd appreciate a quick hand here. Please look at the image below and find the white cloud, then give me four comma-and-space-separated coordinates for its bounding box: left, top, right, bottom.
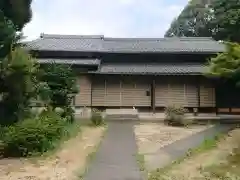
23, 0, 186, 40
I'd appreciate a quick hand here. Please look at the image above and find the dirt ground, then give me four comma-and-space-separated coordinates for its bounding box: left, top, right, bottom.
134, 123, 210, 154
0, 126, 105, 180
151, 128, 240, 180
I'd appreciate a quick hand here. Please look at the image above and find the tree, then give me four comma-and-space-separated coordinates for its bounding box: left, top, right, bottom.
165, 0, 240, 43
0, 12, 16, 59
165, 0, 213, 37
0, 0, 33, 124
40, 63, 79, 122
209, 0, 240, 42
0, 0, 32, 59
0, 48, 39, 125
0, 0, 32, 31
207, 42, 240, 85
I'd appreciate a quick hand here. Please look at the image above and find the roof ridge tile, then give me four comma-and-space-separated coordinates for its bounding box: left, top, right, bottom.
40, 33, 104, 39
103, 37, 214, 42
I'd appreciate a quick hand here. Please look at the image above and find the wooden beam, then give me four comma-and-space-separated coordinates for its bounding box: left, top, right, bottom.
218, 108, 230, 113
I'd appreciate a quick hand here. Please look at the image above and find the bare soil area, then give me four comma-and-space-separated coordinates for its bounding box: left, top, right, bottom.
150, 128, 240, 180
134, 123, 211, 154
0, 126, 105, 180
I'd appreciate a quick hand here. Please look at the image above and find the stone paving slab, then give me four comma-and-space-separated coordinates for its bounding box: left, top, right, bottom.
145, 124, 235, 170
84, 122, 144, 180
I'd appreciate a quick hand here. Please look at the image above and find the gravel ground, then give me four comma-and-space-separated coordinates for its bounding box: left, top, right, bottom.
134, 123, 211, 154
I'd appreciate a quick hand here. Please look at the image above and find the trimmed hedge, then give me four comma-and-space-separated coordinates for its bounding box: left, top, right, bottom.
164, 105, 189, 126
1, 110, 69, 157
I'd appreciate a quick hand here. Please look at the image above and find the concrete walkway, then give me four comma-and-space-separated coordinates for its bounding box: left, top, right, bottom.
84, 122, 144, 180
145, 124, 235, 170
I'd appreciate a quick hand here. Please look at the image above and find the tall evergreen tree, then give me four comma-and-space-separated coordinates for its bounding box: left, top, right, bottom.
0, 12, 15, 59
0, 0, 32, 58
209, 0, 240, 42
165, 0, 213, 37
0, 0, 33, 124
165, 0, 240, 43
0, 0, 32, 30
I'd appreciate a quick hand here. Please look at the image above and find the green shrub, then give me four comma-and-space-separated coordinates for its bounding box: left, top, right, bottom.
40, 63, 78, 121
61, 106, 75, 123
0, 48, 40, 125
1, 110, 69, 157
91, 109, 104, 126
164, 105, 188, 126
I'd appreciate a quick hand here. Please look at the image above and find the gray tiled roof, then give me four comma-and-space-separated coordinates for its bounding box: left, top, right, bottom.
28, 34, 104, 52
37, 58, 100, 66
98, 63, 207, 75
103, 37, 225, 53
27, 34, 225, 53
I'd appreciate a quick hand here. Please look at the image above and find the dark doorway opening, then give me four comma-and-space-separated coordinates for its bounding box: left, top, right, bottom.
216, 79, 240, 114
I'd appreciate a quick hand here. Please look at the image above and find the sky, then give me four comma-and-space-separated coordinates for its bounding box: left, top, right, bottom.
23, 0, 188, 40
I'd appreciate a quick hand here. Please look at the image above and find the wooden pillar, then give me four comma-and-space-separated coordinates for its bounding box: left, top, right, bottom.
152, 78, 156, 113
90, 75, 93, 107
214, 79, 218, 115
73, 96, 76, 107
120, 77, 122, 108
104, 78, 107, 107
197, 76, 201, 111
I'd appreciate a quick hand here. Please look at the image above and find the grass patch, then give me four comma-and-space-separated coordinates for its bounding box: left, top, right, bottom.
136, 153, 145, 172
187, 133, 223, 155
149, 133, 224, 180
203, 145, 240, 179
77, 118, 107, 128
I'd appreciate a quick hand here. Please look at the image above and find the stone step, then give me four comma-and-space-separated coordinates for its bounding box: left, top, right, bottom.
105, 108, 139, 121
105, 114, 139, 121
105, 108, 138, 115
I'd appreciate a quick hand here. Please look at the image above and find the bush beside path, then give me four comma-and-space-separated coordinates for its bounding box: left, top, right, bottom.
0, 123, 106, 180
